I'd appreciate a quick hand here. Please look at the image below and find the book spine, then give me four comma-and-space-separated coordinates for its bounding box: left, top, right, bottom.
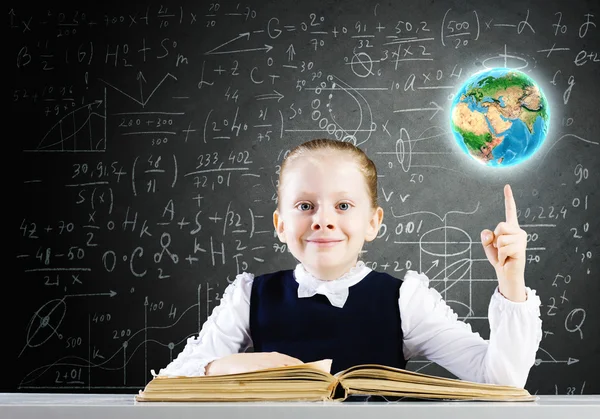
330, 378, 348, 401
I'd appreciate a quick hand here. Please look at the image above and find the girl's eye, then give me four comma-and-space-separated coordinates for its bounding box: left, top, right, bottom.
296, 202, 351, 211
298, 203, 312, 211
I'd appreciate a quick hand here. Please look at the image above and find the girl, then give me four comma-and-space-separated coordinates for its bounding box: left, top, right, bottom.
155, 138, 542, 389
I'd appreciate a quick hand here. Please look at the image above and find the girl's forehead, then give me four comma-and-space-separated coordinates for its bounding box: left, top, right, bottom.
287, 151, 358, 171
282, 155, 367, 194
286, 161, 363, 185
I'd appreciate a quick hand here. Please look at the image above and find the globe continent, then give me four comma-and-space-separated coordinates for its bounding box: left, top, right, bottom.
450, 68, 550, 167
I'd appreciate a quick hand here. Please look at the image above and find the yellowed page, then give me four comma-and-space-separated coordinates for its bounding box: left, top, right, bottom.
136, 359, 336, 402
337, 364, 534, 401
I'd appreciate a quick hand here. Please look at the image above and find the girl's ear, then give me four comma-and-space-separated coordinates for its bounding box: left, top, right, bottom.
365, 207, 384, 242
273, 209, 287, 243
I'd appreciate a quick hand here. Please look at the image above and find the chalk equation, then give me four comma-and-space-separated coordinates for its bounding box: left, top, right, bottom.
12, 0, 599, 395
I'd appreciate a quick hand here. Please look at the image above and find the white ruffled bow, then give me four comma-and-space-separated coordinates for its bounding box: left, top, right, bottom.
294, 261, 371, 308
297, 283, 350, 308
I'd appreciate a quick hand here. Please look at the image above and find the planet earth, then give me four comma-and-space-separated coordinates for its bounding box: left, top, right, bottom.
450, 68, 550, 167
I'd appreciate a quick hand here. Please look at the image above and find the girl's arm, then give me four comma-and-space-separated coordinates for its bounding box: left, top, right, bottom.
399, 270, 542, 388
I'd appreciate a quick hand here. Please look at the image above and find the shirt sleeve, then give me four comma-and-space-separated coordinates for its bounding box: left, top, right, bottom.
399, 270, 542, 388
154, 272, 254, 377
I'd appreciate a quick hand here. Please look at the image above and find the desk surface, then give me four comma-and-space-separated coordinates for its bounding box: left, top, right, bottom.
1, 393, 599, 419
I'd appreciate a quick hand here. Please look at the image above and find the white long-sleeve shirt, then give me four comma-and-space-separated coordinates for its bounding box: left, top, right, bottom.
156, 261, 543, 388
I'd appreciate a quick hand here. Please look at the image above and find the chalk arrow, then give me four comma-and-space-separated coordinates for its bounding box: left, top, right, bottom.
255, 90, 284, 102
87, 99, 103, 110
66, 290, 117, 298
9, 9, 16, 27
425, 260, 440, 275
394, 101, 444, 119
286, 44, 296, 61
137, 71, 147, 104
205, 32, 251, 55
100, 73, 177, 107
206, 44, 273, 55
205, 32, 273, 55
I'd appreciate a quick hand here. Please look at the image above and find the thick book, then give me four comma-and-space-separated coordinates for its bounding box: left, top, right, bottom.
135, 359, 536, 402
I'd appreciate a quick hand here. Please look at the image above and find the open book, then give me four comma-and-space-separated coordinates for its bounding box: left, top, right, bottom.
136, 359, 536, 402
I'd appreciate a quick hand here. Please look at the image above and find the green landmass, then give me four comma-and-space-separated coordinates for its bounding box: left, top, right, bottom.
520, 108, 539, 133
451, 121, 492, 152
465, 72, 533, 103
464, 70, 550, 130
521, 87, 550, 123
536, 94, 550, 122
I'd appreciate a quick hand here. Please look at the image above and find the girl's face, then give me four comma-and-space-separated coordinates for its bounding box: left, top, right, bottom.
273, 152, 383, 281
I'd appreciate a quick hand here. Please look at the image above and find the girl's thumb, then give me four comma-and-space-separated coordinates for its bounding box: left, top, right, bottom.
481, 230, 498, 266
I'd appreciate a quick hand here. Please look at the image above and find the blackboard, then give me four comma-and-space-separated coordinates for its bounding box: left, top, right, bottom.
10, 0, 599, 395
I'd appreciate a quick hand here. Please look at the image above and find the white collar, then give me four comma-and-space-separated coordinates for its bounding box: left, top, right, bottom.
293, 261, 372, 308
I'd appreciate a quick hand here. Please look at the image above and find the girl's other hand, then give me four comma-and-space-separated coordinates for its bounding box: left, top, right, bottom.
480, 184, 528, 302
205, 352, 304, 376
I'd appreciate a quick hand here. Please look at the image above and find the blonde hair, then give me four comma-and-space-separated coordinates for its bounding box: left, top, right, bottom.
277, 138, 378, 211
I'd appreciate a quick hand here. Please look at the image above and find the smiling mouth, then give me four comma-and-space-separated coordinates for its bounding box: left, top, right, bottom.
307, 240, 342, 247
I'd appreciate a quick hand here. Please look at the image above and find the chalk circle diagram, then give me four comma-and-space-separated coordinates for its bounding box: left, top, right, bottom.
311, 73, 376, 147
346, 51, 377, 79
19, 298, 67, 357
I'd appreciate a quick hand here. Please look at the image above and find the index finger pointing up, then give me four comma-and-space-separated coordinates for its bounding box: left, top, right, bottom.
504, 184, 519, 225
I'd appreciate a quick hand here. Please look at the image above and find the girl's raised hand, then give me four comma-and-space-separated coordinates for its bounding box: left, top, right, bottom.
480, 184, 528, 302
205, 352, 304, 376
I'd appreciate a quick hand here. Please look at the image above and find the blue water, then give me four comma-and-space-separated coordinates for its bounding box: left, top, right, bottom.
488, 116, 547, 166
489, 119, 530, 165
465, 95, 490, 113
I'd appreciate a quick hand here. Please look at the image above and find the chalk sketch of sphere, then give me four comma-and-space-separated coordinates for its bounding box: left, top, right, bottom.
24, 299, 67, 348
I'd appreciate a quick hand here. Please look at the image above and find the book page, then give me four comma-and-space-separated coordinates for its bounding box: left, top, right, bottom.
136, 359, 336, 402
202, 358, 333, 378
335, 364, 534, 401
338, 364, 518, 389
303, 359, 333, 374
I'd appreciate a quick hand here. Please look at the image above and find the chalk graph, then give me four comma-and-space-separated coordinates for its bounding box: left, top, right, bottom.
26, 90, 107, 153
18, 284, 214, 390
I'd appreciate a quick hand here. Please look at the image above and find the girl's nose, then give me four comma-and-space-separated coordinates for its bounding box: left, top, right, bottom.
311, 207, 336, 230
